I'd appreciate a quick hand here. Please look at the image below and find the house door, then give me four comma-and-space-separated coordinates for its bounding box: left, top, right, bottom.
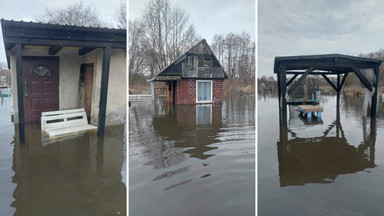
22, 57, 59, 123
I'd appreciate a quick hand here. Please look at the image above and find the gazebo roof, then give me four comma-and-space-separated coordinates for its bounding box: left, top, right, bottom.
274, 53, 382, 74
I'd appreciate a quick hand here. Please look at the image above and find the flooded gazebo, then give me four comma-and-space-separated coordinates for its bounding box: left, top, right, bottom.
274, 54, 382, 125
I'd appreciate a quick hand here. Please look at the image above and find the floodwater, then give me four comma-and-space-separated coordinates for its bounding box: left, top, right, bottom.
0, 96, 126, 216
129, 96, 255, 216
258, 93, 384, 215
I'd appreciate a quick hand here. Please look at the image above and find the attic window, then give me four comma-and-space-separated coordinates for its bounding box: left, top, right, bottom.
31, 65, 52, 77
203, 57, 211, 67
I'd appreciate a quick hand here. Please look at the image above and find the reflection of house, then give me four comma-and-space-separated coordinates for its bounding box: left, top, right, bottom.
148, 39, 227, 105
1, 19, 126, 141
176, 104, 222, 126
278, 118, 376, 187
152, 105, 223, 159
12, 125, 126, 215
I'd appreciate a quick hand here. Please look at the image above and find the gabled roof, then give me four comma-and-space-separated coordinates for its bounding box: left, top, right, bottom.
148, 39, 228, 82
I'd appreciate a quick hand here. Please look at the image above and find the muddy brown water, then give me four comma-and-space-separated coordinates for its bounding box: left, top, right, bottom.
258, 93, 384, 215
129, 95, 255, 216
0, 96, 126, 216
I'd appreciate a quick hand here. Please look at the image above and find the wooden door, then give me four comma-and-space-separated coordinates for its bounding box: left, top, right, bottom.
79, 63, 94, 119
22, 57, 59, 123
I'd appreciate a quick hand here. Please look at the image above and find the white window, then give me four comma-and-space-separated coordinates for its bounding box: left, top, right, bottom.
196, 80, 213, 103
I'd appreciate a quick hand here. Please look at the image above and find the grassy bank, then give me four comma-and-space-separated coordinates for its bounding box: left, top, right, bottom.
223, 78, 255, 96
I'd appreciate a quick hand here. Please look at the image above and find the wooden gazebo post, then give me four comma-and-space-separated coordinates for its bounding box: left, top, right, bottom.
371, 66, 380, 118
279, 64, 287, 125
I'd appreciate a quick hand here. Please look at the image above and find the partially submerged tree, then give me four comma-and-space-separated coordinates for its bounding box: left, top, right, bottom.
34, 1, 104, 27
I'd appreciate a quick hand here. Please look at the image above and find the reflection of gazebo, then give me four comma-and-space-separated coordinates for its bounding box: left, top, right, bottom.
278, 116, 376, 187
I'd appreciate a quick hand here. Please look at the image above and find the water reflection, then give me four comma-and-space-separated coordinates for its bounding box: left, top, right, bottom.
277, 111, 376, 187
11, 124, 126, 216
129, 95, 255, 216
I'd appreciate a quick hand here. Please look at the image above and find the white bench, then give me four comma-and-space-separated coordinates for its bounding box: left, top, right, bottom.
41, 108, 97, 137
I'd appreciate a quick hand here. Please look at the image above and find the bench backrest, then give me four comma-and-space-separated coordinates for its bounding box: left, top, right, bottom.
41, 108, 89, 131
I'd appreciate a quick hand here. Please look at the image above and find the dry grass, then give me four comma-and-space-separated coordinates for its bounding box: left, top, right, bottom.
223, 78, 255, 96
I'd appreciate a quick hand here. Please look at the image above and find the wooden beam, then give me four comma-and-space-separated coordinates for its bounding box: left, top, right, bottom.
288, 66, 315, 95
79, 47, 97, 56
281, 61, 380, 70
338, 72, 349, 92
97, 46, 111, 136
4, 25, 126, 43
286, 74, 299, 86
4, 37, 126, 49
351, 67, 373, 92
321, 74, 338, 92
15, 44, 25, 143
48, 46, 63, 55
5, 43, 14, 50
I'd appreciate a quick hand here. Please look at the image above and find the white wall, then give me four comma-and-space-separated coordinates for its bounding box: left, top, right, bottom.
83, 48, 127, 126
10, 46, 126, 126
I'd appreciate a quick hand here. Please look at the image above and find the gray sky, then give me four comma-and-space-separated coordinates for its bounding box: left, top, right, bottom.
258, 0, 384, 78
0, 0, 123, 65
128, 0, 255, 44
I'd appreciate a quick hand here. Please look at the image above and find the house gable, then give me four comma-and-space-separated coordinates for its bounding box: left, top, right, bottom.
153, 39, 227, 81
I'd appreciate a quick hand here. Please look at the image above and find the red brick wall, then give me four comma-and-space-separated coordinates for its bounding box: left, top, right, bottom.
176, 79, 196, 105
175, 79, 224, 105
212, 80, 223, 104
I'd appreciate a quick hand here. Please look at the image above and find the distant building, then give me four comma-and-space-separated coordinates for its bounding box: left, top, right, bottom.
148, 39, 228, 105
0, 68, 11, 86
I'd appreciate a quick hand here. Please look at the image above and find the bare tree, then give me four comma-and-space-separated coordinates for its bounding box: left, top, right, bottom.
34, 1, 104, 27
140, 0, 200, 75
129, 20, 145, 86
116, 1, 127, 29
212, 32, 255, 84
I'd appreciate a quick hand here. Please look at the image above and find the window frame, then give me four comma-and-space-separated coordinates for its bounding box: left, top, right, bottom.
196, 80, 213, 103
30, 65, 52, 77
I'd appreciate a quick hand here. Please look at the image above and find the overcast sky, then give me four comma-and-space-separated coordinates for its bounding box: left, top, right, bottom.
0, 0, 123, 65
259, 0, 384, 78
128, 0, 255, 44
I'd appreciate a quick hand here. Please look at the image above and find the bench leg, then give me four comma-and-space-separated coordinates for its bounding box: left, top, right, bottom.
317, 111, 322, 122
307, 112, 312, 122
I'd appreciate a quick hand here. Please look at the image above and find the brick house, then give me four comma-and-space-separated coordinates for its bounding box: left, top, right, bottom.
149, 39, 227, 105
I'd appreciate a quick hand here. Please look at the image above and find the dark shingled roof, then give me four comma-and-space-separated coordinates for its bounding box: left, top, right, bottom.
274, 53, 382, 74
1, 19, 126, 68
149, 39, 228, 82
